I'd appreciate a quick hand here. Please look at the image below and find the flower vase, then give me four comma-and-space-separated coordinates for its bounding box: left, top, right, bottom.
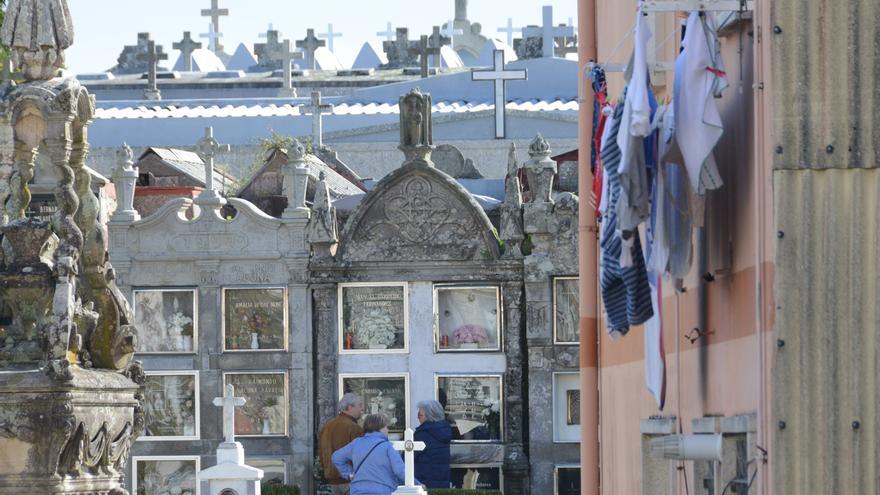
182, 336, 193, 351
250, 332, 260, 350
261, 418, 271, 435
460, 343, 479, 349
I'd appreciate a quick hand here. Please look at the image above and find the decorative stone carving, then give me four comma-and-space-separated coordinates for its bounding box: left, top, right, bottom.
524, 134, 556, 204
111, 143, 140, 223
306, 173, 338, 260
0, 0, 74, 81
398, 89, 433, 166
282, 138, 309, 220
432, 144, 483, 179
499, 144, 525, 258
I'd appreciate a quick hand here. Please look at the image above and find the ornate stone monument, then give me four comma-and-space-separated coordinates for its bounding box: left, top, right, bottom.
0, 1, 144, 493
397, 88, 434, 166
200, 384, 264, 495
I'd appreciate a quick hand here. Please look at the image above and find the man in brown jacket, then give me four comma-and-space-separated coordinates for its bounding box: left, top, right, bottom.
319, 392, 364, 494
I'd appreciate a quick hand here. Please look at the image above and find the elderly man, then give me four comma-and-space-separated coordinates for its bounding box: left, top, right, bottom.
319, 393, 365, 494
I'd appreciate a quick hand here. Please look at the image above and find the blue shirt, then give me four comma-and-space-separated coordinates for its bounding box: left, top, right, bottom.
332, 431, 420, 495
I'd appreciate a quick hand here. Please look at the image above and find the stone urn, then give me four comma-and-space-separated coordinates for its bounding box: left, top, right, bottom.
523, 134, 557, 204
0, 218, 54, 270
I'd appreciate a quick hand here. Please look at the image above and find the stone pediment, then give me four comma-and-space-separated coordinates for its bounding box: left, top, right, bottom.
338, 165, 500, 263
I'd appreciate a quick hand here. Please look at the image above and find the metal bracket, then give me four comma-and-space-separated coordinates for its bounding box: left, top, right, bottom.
641, 0, 754, 12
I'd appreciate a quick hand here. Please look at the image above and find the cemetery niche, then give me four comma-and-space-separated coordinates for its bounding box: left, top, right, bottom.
340, 374, 409, 439
434, 285, 502, 351
222, 287, 288, 351
339, 283, 407, 352
224, 372, 289, 437
143, 371, 200, 440
553, 277, 579, 344
438, 375, 503, 442
450, 465, 503, 491
133, 288, 198, 353
132, 456, 200, 495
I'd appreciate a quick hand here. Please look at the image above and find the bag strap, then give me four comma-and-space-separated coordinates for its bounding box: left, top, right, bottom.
353, 439, 385, 476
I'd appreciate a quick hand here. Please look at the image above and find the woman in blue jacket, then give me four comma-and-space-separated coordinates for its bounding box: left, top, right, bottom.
332, 414, 421, 495
414, 400, 453, 489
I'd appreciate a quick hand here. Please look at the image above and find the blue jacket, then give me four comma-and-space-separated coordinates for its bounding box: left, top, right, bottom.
332, 431, 419, 495
414, 420, 452, 488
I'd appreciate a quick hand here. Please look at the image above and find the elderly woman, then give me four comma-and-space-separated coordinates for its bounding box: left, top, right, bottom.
414, 400, 453, 489
332, 414, 420, 495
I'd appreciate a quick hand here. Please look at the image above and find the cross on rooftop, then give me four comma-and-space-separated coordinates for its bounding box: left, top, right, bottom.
377, 22, 396, 42
196, 126, 231, 205
383, 28, 416, 68
471, 49, 528, 139
144, 39, 168, 98
521, 5, 574, 58
200, 22, 223, 53
427, 26, 451, 68
498, 18, 521, 46
440, 21, 463, 48
173, 31, 202, 72
213, 384, 246, 444
260, 23, 281, 39
300, 91, 334, 149
272, 39, 303, 93
319, 23, 343, 53
201, 0, 229, 52
409, 34, 440, 78
391, 429, 426, 489
296, 29, 326, 70
255, 30, 283, 66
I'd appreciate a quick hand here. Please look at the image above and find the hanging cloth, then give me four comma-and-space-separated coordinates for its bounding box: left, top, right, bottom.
667, 11, 729, 194
589, 65, 610, 217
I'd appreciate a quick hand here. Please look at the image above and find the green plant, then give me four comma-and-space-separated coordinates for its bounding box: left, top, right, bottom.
428, 490, 502, 495
261, 484, 300, 495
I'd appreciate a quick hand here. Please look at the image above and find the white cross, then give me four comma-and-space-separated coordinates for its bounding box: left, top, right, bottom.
319, 23, 343, 53
440, 21, 463, 48
259, 23, 282, 39
300, 91, 334, 149
391, 428, 426, 488
498, 18, 520, 47
201, 0, 229, 51
377, 22, 396, 42
200, 22, 223, 53
521, 5, 574, 58
471, 49, 527, 139
213, 384, 246, 444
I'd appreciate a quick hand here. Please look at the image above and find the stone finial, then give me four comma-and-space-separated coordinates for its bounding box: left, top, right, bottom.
282, 138, 309, 220
524, 133, 556, 203
500, 143, 524, 258
111, 143, 140, 223
306, 172, 338, 253
398, 88, 434, 166
288, 137, 306, 162
0, 0, 74, 81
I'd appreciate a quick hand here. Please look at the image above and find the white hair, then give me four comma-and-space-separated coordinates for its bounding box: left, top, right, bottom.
417, 400, 446, 422
338, 392, 361, 412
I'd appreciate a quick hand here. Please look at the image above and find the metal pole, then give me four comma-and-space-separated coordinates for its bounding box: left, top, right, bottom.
577, 0, 599, 492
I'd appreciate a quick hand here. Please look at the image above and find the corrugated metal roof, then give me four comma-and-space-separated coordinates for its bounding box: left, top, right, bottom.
774, 168, 880, 494
94, 99, 579, 120
771, 0, 880, 170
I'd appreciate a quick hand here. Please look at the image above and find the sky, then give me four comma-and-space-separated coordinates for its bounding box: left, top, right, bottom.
64, 0, 579, 74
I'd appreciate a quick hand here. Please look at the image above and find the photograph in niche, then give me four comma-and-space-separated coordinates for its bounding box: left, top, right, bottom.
436, 287, 501, 351
341, 375, 407, 438
450, 466, 502, 490
566, 389, 581, 426
133, 290, 195, 353
340, 285, 406, 351
223, 288, 286, 351
143, 373, 198, 439
224, 373, 288, 436
556, 466, 581, 495
437, 375, 502, 441
554, 278, 579, 343
134, 458, 199, 495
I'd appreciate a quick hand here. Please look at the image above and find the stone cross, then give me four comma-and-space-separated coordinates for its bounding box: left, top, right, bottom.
408, 35, 439, 78
383, 28, 417, 68
195, 126, 231, 205
255, 30, 284, 67
300, 91, 334, 149
521, 5, 574, 58
498, 18, 521, 46
296, 29, 326, 70
200, 22, 223, 53
213, 384, 246, 444
272, 39, 303, 95
144, 40, 168, 100
440, 21, 463, 48
471, 50, 527, 139
201, 0, 229, 52
377, 22, 396, 42
319, 23, 343, 53
427, 26, 450, 68
391, 429, 426, 489
259, 23, 281, 39
173, 32, 202, 72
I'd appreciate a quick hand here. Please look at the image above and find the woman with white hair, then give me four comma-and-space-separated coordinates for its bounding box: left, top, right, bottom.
414, 399, 452, 488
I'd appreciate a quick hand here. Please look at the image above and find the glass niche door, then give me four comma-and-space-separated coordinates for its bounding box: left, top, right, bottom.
434, 285, 502, 352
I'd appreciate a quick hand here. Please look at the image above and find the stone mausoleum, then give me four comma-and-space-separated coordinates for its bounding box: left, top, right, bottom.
107, 88, 581, 494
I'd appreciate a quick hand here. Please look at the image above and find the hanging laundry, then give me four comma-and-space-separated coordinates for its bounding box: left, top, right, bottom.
600, 102, 654, 338
589, 64, 610, 217
667, 11, 729, 194
644, 274, 666, 409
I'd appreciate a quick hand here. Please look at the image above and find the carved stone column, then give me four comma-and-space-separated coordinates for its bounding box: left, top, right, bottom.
502, 281, 530, 494
311, 283, 338, 491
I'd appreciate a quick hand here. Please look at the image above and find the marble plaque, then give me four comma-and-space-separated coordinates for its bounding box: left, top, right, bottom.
556, 466, 581, 495
247, 458, 286, 485
450, 465, 502, 490
435, 286, 501, 351
438, 375, 503, 442
554, 277, 579, 344
133, 457, 200, 495
223, 288, 287, 351
133, 289, 197, 353
553, 372, 580, 442
340, 375, 408, 438
224, 372, 288, 436
339, 284, 407, 352
143, 372, 199, 440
